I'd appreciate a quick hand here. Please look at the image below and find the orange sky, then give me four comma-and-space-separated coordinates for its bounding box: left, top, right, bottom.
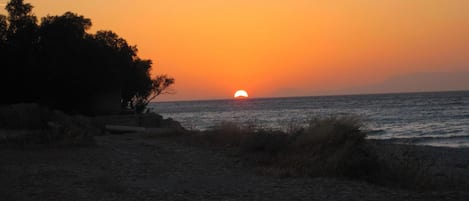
1, 0, 469, 101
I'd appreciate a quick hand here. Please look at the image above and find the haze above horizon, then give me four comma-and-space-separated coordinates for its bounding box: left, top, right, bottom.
2, 0, 468, 101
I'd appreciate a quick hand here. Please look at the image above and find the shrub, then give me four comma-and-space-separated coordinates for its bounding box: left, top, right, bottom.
241, 130, 288, 154
0, 103, 51, 129
269, 116, 378, 179
0, 103, 98, 146
290, 116, 365, 149
43, 112, 98, 146
138, 112, 185, 131
138, 112, 164, 127
204, 121, 250, 146
202, 116, 380, 180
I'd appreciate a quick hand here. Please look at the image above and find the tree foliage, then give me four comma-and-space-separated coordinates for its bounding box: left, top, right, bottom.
134, 74, 175, 113
0, 15, 7, 42
0, 0, 174, 114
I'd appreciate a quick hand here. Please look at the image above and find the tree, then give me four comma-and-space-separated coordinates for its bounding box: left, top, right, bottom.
148, 75, 175, 101
134, 74, 175, 113
1, 0, 175, 114
92, 30, 175, 113
6, 0, 37, 46
39, 12, 91, 41
2, 0, 38, 103
0, 15, 8, 98
0, 15, 7, 42
36, 12, 98, 111
93, 30, 137, 90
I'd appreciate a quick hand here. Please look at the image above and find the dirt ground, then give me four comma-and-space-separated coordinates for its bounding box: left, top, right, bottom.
1, 133, 468, 201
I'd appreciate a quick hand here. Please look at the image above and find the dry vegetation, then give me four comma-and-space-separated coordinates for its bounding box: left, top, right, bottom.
1, 104, 467, 191
0, 103, 98, 147
193, 116, 469, 190
200, 117, 378, 179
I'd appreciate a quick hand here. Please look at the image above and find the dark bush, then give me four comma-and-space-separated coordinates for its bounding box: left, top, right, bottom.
0, 103, 51, 129
0, 103, 98, 146
138, 112, 185, 130
241, 130, 288, 154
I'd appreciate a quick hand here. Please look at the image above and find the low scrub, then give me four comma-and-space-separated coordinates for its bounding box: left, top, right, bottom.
138, 112, 185, 130
200, 116, 450, 190
0, 103, 97, 147
0, 103, 50, 129
286, 116, 378, 178
203, 116, 380, 180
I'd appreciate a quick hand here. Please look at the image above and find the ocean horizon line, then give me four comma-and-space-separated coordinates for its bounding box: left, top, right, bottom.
151, 89, 469, 104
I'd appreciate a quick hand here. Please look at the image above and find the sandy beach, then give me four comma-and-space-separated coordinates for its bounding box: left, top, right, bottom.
1, 132, 469, 201
1, 0, 468, 200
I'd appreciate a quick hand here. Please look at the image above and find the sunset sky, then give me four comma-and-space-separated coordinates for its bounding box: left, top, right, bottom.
1, 0, 468, 101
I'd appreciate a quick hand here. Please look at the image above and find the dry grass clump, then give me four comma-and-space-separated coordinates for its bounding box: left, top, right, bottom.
200, 116, 461, 190
202, 116, 380, 180
203, 121, 252, 146
0, 103, 98, 147
241, 130, 288, 154
285, 116, 379, 179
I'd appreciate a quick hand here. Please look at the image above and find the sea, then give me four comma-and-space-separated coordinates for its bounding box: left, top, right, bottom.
148, 91, 469, 148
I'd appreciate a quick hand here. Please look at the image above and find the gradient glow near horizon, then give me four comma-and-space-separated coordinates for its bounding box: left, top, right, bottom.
1, 0, 468, 101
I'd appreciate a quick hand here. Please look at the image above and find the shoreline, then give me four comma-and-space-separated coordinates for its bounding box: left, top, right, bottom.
369, 136, 469, 149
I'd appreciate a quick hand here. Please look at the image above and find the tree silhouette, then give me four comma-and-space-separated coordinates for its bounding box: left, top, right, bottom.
149, 75, 175, 101
134, 74, 175, 113
37, 12, 102, 112
0, 0, 174, 114
6, 0, 37, 40
1, 0, 38, 103
0, 15, 7, 42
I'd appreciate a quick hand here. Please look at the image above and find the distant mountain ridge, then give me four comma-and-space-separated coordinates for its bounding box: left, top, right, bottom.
342, 71, 469, 95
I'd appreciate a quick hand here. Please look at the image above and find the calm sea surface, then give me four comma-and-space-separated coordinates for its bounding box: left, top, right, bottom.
149, 91, 469, 148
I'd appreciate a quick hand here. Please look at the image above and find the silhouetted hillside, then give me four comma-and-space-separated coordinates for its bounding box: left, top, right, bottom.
343, 71, 469, 94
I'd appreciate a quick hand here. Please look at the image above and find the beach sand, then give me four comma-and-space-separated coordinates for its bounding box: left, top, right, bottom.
1, 132, 468, 201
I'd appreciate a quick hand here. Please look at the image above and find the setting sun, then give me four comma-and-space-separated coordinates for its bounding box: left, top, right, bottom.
234, 90, 249, 98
